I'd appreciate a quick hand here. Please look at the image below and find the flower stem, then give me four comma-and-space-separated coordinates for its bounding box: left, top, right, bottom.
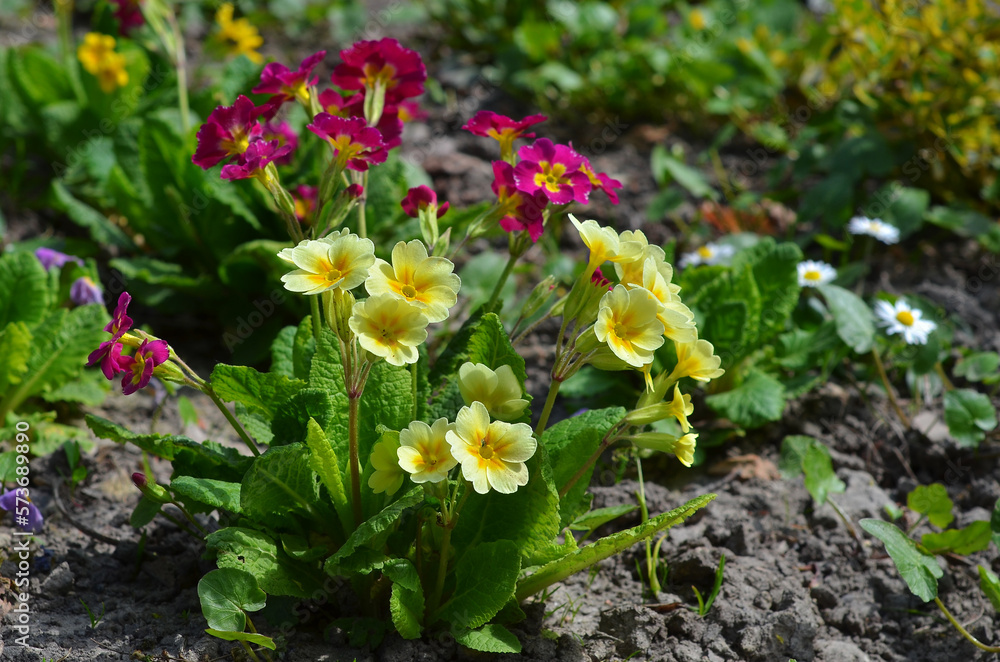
164, 9, 190, 136
410, 361, 419, 421
357, 172, 369, 239
559, 436, 607, 498
487, 249, 520, 311
870, 348, 910, 428
534, 377, 562, 437
935, 597, 1000, 653
428, 484, 469, 619
934, 362, 955, 391
204, 385, 260, 457
310, 294, 322, 342
636, 457, 660, 594
348, 394, 363, 528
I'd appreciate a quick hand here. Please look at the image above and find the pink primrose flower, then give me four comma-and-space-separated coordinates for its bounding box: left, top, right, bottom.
119, 338, 169, 395
331, 38, 426, 104
192, 95, 264, 169
513, 138, 591, 205
306, 113, 387, 171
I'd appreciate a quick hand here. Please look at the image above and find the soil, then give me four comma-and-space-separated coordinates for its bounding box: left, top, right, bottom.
3, 6, 1000, 662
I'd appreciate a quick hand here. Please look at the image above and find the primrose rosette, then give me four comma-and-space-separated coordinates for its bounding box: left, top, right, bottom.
81, 36, 720, 655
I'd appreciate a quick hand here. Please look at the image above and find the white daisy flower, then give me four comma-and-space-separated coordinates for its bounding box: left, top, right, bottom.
847, 216, 900, 244
679, 242, 735, 268
874, 298, 936, 345
797, 260, 837, 287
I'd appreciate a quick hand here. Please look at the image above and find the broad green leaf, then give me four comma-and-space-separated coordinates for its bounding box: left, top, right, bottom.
8, 45, 74, 107
270, 389, 335, 447
170, 476, 242, 514
326, 488, 424, 572
859, 519, 942, 602
197, 568, 266, 632
541, 407, 626, 527
455, 624, 521, 653
269, 324, 298, 379
204, 629, 276, 649
991, 497, 1000, 548
516, 494, 715, 601
50, 181, 134, 249
205, 527, 320, 598
0, 251, 50, 330
907, 484, 954, 529
0, 321, 32, 393
569, 504, 639, 532
130, 496, 161, 528
920, 521, 991, 556
438, 540, 521, 629
730, 239, 802, 338
884, 186, 929, 237
954, 352, 1000, 383
779, 435, 812, 479
240, 444, 321, 527
466, 313, 527, 386
650, 145, 718, 200
705, 369, 786, 428
943, 388, 997, 447
108, 256, 211, 292
41, 369, 109, 406
802, 441, 845, 506
817, 284, 875, 353
386, 559, 423, 640
979, 566, 1000, 613
304, 418, 352, 538
209, 364, 306, 418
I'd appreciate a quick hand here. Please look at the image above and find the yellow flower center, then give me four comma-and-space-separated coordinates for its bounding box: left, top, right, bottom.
613, 322, 629, 339
697, 246, 713, 258
363, 62, 398, 89
533, 161, 568, 193
804, 270, 821, 281
400, 284, 417, 299
325, 268, 343, 283
895, 310, 915, 326
479, 439, 495, 460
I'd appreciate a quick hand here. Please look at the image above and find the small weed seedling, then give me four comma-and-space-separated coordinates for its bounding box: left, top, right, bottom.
80, 598, 105, 629
691, 554, 726, 617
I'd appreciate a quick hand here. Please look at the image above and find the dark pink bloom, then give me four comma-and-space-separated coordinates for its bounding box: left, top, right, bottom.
119, 339, 169, 395
513, 139, 591, 205
345, 184, 364, 199
88, 340, 125, 380
463, 111, 546, 154
581, 159, 623, 204
294, 185, 318, 222
307, 114, 387, 171
318, 89, 403, 149
261, 121, 298, 164
331, 39, 426, 104
70, 277, 103, 305
35, 247, 83, 271
105, 292, 133, 339
492, 161, 548, 241
252, 51, 326, 111
221, 140, 293, 180
112, 0, 144, 34
397, 100, 425, 123
401, 186, 449, 219
591, 268, 613, 291
192, 95, 264, 169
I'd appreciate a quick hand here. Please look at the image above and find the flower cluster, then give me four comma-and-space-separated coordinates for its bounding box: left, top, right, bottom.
214, 3, 263, 64
87, 293, 172, 394
77, 32, 129, 93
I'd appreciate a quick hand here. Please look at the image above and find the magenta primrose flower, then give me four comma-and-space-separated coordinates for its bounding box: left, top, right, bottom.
492, 161, 548, 241
0, 490, 43, 533
112, 0, 144, 34
397, 100, 425, 123
35, 247, 83, 271
70, 276, 103, 305
513, 138, 591, 205
401, 186, 449, 219
88, 292, 132, 380
253, 50, 326, 110
331, 38, 426, 104
192, 95, 264, 169
105, 291, 133, 339
318, 89, 404, 149
220, 140, 293, 181
463, 111, 547, 156
307, 114, 387, 171
261, 121, 298, 164
294, 185, 318, 222
119, 338, 169, 396
581, 159, 623, 204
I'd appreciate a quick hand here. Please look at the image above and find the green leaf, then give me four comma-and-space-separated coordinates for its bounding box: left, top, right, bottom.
569, 504, 639, 532
907, 484, 954, 529
779, 435, 813, 479
859, 519, 943, 602
198, 568, 266, 632
130, 496, 161, 528
8, 45, 73, 107
326, 488, 424, 572
270, 389, 335, 447
41, 369, 109, 406
944, 388, 997, 447
0, 321, 32, 393
438, 540, 521, 629
269, 324, 298, 379
466, 313, 527, 386
920, 521, 991, 555
541, 407, 626, 527
205, 527, 319, 598
50, 181, 134, 249
730, 239, 803, 338
304, 418, 352, 538
991, 497, 1000, 548
817, 284, 875, 353
978, 566, 1000, 613
108, 256, 211, 292
802, 441, 845, 506
0, 251, 50, 330
650, 145, 718, 200
170, 477, 242, 514
517, 494, 716, 601
954, 352, 1000, 383
884, 186, 929, 237
386, 559, 424, 639
204, 629, 276, 650
706, 369, 786, 428
240, 444, 321, 527
210, 364, 306, 419
455, 624, 521, 653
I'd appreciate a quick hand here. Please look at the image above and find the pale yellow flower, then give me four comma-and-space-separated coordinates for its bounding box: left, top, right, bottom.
570, 215, 641, 274
667, 384, 694, 432
78, 33, 116, 75
349, 293, 428, 366
397, 418, 456, 484
630, 431, 698, 467
447, 401, 536, 495
364, 240, 460, 323
673, 433, 698, 466
640, 258, 697, 343
280, 233, 375, 295
673, 338, 725, 382
215, 3, 263, 63
368, 434, 404, 495
613, 229, 665, 286
458, 362, 528, 421
594, 285, 665, 367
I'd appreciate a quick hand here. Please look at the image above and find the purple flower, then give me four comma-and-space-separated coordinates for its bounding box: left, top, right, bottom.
294, 185, 318, 223
318, 89, 403, 149
513, 138, 591, 205
463, 111, 547, 157
307, 114, 387, 171
0, 489, 44, 533
35, 247, 83, 271
192, 95, 264, 169
261, 121, 298, 164
105, 292, 133, 339
252, 50, 326, 110
112, 0, 144, 34
331, 38, 426, 104
88, 292, 133, 380
220, 140, 293, 181
70, 276, 103, 305
492, 161, 548, 241
401, 186, 449, 219
119, 339, 169, 395
581, 158, 623, 204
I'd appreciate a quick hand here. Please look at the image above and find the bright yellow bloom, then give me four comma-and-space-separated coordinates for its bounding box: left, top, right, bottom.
631, 431, 698, 467
594, 285, 665, 367
667, 385, 694, 432
674, 433, 697, 466
215, 3, 263, 63
349, 293, 428, 366
673, 338, 725, 382
458, 362, 528, 421
368, 434, 404, 495
397, 418, 457, 484
447, 401, 536, 495
640, 258, 697, 343
570, 215, 641, 274
280, 233, 375, 295
78, 33, 116, 75
364, 240, 460, 323
95, 53, 129, 92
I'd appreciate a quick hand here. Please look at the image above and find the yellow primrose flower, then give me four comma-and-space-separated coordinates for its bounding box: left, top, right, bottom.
613, 229, 665, 286
673, 433, 697, 466
280, 233, 375, 295
397, 418, 457, 484
594, 285, 665, 367
78, 33, 116, 75
349, 293, 428, 366
447, 401, 536, 495
215, 3, 263, 63
667, 384, 694, 432
458, 362, 528, 421
640, 258, 697, 343
364, 240, 460, 323
95, 53, 129, 93
570, 215, 641, 275
673, 338, 725, 382
368, 434, 404, 495
631, 431, 698, 467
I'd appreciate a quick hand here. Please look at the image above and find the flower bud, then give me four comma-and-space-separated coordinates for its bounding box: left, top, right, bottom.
625, 404, 674, 426
519, 275, 557, 321
131, 472, 171, 504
